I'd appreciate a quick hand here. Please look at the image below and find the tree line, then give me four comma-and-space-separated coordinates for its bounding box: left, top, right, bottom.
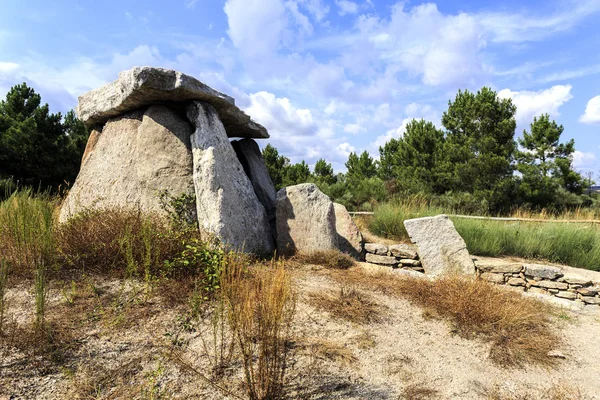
263, 87, 596, 214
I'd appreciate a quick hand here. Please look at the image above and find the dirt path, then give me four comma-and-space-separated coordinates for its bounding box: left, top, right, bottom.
1, 266, 599, 399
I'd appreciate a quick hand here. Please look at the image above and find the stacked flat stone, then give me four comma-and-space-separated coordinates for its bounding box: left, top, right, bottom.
364, 243, 424, 273
475, 257, 600, 307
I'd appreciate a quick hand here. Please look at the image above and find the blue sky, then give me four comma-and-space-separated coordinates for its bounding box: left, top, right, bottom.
1, 0, 599, 174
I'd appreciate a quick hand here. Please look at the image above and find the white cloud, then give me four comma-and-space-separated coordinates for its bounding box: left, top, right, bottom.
299, 0, 329, 21
498, 85, 573, 125
335, 0, 358, 15
579, 95, 600, 124
538, 64, 600, 84
224, 0, 287, 60
185, 0, 199, 8
0, 62, 19, 75
372, 118, 412, 151
343, 123, 364, 134
572, 151, 596, 169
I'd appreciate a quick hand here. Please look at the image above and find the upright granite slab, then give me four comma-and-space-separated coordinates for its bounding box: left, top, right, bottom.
231, 138, 277, 240
76, 67, 268, 138
333, 203, 364, 260
404, 215, 475, 276
276, 183, 338, 255
60, 105, 195, 222
186, 101, 274, 254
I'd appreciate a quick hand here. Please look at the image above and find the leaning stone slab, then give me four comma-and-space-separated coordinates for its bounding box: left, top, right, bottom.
276, 183, 338, 255
474, 258, 522, 274
365, 253, 399, 266
60, 105, 195, 222
364, 243, 388, 255
231, 138, 277, 240
333, 203, 364, 260
524, 264, 563, 280
389, 244, 418, 259
403, 215, 475, 276
77, 67, 268, 139
187, 101, 274, 254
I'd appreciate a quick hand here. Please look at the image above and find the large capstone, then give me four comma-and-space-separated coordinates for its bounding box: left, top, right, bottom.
231, 138, 277, 240
59, 105, 195, 222
276, 183, 338, 255
333, 203, 364, 260
186, 101, 274, 254
76, 67, 268, 139
403, 215, 475, 276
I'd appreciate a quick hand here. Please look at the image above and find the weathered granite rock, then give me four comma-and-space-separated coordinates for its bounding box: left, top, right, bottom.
474, 258, 522, 274
364, 243, 388, 255
365, 253, 399, 266
276, 183, 337, 255
60, 105, 195, 222
507, 277, 526, 286
77, 67, 268, 138
524, 264, 563, 280
389, 244, 418, 259
480, 272, 505, 284
231, 138, 277, 240
187, 101, 274, 254
80, 129, 101, 166
562, 276, 592, 286
577, 287, 600, 296
582, 297, 600, 305
333, 203, 364, 260
533, 280, 568, 290
403, 215, 475, 276
400, 259, 421, 268
555, 291, 577, 300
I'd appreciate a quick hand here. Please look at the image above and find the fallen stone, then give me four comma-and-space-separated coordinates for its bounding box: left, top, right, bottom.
474, 258, 522, 274
507, 277, 526, 287
365, 253, 399, 266
333, 203, 364, 260
555, 291, 577, 300
404, 215, 475, 276
77, 67, 268, 138
524, 264, 563, 280
400, 259, 421, 268
534, 281, 569, 290
60, 105, 195, 222
389, 244, 418, 259
364, 243, 388, 255
547, 350, 567, 359
231, 138, 277, 240
187, 101, 274, 254
276, 183, 337, 255
480, 272, 505, 284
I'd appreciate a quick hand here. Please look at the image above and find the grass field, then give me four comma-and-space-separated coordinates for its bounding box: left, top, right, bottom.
369, 201, 600, 271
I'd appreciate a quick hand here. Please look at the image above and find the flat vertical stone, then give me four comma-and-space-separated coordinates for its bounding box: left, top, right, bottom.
333, 203, 364, 260
187, 101, 274, 254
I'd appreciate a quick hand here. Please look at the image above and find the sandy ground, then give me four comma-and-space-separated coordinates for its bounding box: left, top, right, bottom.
1, 264, 599, 399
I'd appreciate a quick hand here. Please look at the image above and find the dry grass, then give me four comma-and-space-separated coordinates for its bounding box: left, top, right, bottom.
221, 257, 297, 400
484, 383, 586, 400
327, 268, 560, 367
297, 338, 358, 367
292, 249, 355, 270
399, 382, 439, 400
308, 286, 384, 325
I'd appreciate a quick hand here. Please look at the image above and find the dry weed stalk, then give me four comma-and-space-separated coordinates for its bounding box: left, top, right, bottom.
223, 257, 296, 400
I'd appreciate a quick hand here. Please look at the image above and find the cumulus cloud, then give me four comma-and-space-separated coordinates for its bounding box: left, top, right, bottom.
572, 151, 596, 169
498, 85, 573, 125
335, 0, 358, 15
579, 95, 600, 124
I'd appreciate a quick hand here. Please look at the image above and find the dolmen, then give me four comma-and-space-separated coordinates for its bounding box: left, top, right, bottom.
61, 67, 364, 258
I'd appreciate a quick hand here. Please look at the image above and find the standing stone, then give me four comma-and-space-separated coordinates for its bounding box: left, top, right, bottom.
333, 203, 364, 260
231, 138, 277, 240
186, 101, 274, 254
403, 215, 475, 276
276, 183, 338, 255
60, 105, 195, 222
